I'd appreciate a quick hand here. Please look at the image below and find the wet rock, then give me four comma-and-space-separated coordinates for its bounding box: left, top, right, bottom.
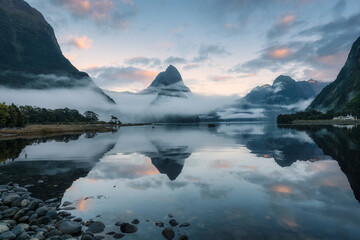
177, 235, 189, 240
106, 231, 116, 235
57, 220, 82, 235
44, 229, 62, 238
0, 224, 9, 234
86, 221, 105, 233
179, 223, 190, 228
2, 207, 18, 218
168, 214, 173, 218
169, 219, 178, 227
35, 207, 48, 217
33, 231, 45, 240
0, 206, 8, 212
11, 223, 29, 236
162, 228, 175, 240
21, 199, 30, 208
81, 235, 94, 240
38, 216, 51, 224
45, 198, 58, 204
155, 221, 165, 228
46, 210, 59, 219
29, 213, 38, 222
62, 207, 76, 211
94, 236, 104, 240
17, 232, 30, 240
0, 231, 16, 239
3, 193, 20, 205
62, 201, 73, 207
131, 219, 140, 225
73, 218, 82, 222
27, 200, 39, 211
113, 233, 124, 239
81, 232, 94, 240
13, 208, 26, 220
18, 216, 30, 223
120, 223, 138, 233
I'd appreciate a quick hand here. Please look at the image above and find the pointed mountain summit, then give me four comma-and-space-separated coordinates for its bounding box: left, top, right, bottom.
0, 0, 114, 103
142, 65, 190, 97
308, 36, 360, 112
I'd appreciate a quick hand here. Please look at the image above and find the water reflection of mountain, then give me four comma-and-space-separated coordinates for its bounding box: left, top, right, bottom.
142, 144, 191, 180
219, 124, 329, 167
0, 133, 116, 200
282, 125, 360, 202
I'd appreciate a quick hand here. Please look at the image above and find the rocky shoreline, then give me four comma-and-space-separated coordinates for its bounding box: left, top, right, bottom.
0, 183, 190, 240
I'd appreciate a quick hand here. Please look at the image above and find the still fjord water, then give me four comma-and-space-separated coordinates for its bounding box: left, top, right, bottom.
1, 123, 360, 240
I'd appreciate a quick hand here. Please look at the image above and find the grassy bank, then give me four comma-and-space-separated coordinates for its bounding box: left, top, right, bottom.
0, 123, 151, 139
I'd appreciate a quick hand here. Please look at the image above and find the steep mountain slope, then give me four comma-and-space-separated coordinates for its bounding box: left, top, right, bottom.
307, 36, 360, 112
142, 65, 191, 98
0, 0, 114, 103
245, 75, 327, 106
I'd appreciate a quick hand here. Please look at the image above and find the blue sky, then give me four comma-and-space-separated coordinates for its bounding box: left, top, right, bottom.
27, 0, 360, 95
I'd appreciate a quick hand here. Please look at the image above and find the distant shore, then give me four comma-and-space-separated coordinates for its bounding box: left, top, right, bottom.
0, 123, 151, 140
289, 119, 360, 125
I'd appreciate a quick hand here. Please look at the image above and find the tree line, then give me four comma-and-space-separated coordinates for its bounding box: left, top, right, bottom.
0, 103, 121, 128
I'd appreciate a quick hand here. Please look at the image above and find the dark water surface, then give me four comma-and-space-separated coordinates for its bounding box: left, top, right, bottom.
1, 123, 360, 240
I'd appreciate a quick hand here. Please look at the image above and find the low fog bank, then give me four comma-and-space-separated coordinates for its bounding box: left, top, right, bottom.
106, 91, 238, 123
213, 98, 314, 121
0, 87, 120, 121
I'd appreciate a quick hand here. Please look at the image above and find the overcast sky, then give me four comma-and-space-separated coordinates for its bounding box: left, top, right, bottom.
27, 0, 360, 96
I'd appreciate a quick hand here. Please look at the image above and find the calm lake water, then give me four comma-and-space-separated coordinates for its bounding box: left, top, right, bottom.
1, 123, 360, 240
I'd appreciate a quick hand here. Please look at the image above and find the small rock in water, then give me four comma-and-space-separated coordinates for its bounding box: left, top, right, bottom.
113, 233, 125, 239
62, 201, 73, 207
86, 221, 105, 233
177, 235, 189, 240
120, 223, 138, 233
62, 207, 76, 211
131, 219, 140, 225
179, 223, 190, 228
162, 228, 175, 240
106, 231, 116, 235
169, 219, 178, 227
155, 221, 165, 228
57, 220, 82, 235
168, 214, 173, 218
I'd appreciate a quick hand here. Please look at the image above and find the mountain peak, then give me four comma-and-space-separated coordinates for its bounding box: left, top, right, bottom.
149, 65, 184, 88
273, 75, 296, 85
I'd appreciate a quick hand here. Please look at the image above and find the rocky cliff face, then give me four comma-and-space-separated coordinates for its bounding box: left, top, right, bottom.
0, 0, 114, 103
307, 36, 360, 112
245, 75, 327, 106
142, 65, 191, 98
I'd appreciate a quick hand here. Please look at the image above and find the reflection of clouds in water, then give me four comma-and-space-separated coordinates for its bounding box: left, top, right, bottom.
194, 183, 232, 200
233, 160, 360, 226
77, 198, 94, 213
126, 178, 163, 191
88, 156, 160, 180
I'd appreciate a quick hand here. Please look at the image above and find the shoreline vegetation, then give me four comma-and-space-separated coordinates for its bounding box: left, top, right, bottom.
0, 123, 151, 140
279, 119, 360, 125
277, 110, 359, 125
